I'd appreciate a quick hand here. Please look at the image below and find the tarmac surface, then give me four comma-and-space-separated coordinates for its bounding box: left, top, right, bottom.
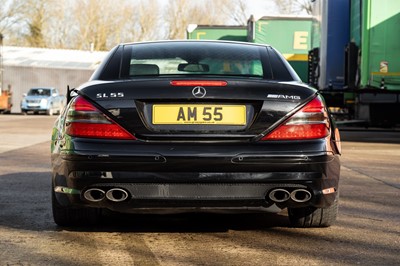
0, 115, 399, 265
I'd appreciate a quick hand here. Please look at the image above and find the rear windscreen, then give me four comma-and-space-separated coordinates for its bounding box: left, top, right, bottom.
121, 42, 267, 78
95, 41, 299, 81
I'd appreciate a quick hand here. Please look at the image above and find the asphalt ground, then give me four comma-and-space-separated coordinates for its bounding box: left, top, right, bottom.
0, 115, 399, 265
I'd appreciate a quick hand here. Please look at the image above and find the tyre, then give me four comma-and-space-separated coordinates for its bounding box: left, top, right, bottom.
288, 200, 338, 228
52, 188, 101, 226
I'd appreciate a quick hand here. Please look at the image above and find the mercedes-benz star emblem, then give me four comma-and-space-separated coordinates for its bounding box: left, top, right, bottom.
192, 86, 206, 98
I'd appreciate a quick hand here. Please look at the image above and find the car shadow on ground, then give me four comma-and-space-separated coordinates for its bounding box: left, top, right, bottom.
0, 171, 291, 233
65, 211, 292, 233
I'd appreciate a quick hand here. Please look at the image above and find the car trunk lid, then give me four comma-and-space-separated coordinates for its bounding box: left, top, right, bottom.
76, 78, 317, 141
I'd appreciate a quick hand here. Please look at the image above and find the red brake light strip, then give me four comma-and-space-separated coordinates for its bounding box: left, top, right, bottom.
170, 80, 227, 87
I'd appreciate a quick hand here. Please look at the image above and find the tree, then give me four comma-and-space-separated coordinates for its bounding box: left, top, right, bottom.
73, 0, 138, 51
222, 0, 248, 25
15, 0, 60, 48
131, 0, 162, 42
165, 0, 239, 40
296, 0, 313, 15
45, 1, 76, 49
24, 0, 48, 47
74, 0, 111, 50
3, 0, 313, 50
0, 0, 25, 43
272, 0, 313, 15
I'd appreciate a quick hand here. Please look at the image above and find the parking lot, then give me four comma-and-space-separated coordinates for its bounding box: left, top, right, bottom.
0, 115, 399, 265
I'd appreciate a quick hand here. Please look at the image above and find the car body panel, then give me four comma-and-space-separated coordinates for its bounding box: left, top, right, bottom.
51, 41, 341, 222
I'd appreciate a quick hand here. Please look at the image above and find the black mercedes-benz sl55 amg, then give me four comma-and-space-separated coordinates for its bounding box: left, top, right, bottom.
51, 40, 341, 227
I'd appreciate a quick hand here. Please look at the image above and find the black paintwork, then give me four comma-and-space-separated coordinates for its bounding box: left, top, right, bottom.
51, 41, 341, 214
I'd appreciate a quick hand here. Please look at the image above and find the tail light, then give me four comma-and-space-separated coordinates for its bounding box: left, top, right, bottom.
262, 96, 330, 140
65, 96, 136, 140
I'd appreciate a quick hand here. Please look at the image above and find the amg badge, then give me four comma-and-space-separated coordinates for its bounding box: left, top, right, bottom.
267, 94, 301, 100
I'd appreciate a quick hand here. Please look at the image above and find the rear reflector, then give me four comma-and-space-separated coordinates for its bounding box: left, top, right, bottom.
170, 80, 227, 87
322, 187, 336, 194
262, 96, 330, 140
65, 96, 136, 140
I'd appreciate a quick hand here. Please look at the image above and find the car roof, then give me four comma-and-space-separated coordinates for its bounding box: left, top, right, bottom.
120, 39, 272, 48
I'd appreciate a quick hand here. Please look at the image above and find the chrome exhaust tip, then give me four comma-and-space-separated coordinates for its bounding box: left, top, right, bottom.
105, 188, 129, 202
290, 189, 312, 203
268, 189, 291, 203
83, 188, 106, 202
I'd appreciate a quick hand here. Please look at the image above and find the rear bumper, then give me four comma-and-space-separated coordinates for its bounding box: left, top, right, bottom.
52, 139, 340, 213
21, 108, 49, 112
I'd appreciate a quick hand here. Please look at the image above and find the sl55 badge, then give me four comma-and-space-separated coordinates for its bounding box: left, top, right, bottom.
96, 92, 124, 98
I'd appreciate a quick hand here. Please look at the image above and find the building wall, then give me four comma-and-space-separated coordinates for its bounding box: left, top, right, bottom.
3, 66, 95, 113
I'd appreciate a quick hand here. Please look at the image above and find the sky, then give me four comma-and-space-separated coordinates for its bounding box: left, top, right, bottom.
245, 0, 280, 19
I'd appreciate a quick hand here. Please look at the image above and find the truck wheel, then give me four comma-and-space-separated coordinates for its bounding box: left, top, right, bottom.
288, 200, 338, 228
52, 188, 101, 227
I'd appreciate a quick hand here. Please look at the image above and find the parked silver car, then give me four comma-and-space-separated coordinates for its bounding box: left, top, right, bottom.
21, 87, 65, 115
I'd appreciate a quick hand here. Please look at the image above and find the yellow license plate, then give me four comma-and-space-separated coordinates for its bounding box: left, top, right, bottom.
152, 104, 246, 125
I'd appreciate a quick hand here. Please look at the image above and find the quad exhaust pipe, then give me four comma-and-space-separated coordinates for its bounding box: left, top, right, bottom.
83, 187, 311, 204
290, 189, 312, 203
268, 189, 291, 202
105, 188, 129, 202
83, 188, 106, 202
83, 188, 129, 202
268, 188, 312, 203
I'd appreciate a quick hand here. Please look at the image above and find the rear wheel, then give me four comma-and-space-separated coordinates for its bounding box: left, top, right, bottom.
288, 200, 338, 228
52, 188, 101, 226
